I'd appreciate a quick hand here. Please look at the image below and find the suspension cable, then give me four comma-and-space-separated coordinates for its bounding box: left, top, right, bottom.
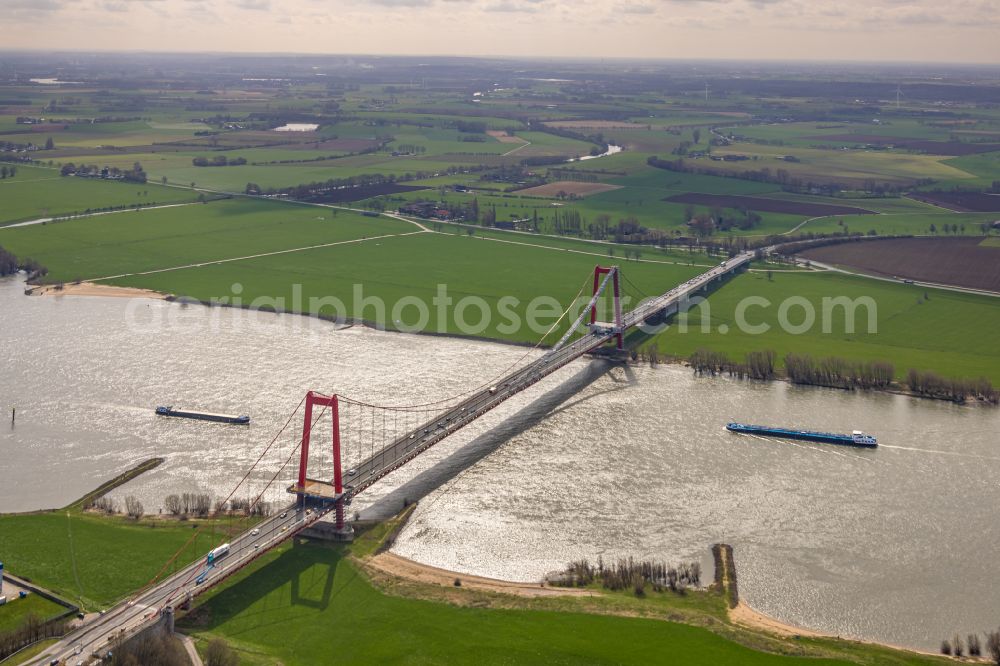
335, 273, 592, 412
142, 394, 308, 589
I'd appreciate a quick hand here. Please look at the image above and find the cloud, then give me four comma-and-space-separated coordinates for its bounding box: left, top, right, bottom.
620, 3, 656, 13
484, 0, 544, 12
367, 0, 434, 5
234, 0, 270, 8
4, 0, 67, 10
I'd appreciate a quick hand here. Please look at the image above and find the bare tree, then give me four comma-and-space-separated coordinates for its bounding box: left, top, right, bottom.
969, 633, 981, 657
205, 638, 239, 666
987, 629, 1000, 664
124, 496, 144, 520
92, 496, 117, 514
164, 494, 182, 516
193, 494, 212, 517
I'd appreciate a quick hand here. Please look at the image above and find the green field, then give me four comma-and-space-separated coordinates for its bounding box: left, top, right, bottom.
109, 231, 703, 343
0, 511, 230, 609
182, 537, 941, 666
651, 269, 1000, 382
0, 593, 66, 632
710, 144, 976, 185
0, 198, 415, 282
0, 166, 200, 226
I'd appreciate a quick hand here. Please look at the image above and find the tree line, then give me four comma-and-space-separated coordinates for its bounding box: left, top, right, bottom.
647, 155, 924, 197
85, 492, 273, 519
941, 628, 1000, 662
907, 368, 997, 404
689, 348, 778, 381
686, 347, 997, 404
191, 155, 247, 167
0, 245, 47, 280
550, 556, 701, 597
0, 613, 70, 661
784, 353, 895, 390
60, 161, 147, 183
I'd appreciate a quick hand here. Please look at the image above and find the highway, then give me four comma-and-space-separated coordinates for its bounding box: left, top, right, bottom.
31, 251, 751, 665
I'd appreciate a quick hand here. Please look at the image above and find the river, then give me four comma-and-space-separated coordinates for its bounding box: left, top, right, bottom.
568, 144, 623, 162
1, 274, 998, 651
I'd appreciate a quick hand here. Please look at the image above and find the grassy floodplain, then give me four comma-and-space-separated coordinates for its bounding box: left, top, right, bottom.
176, 521, 947, 666
0, 509, 240, 610
0, 197, 414, 283
651, 269, 1000, 382
0, 165, 202, 226
107, 231, 705, 344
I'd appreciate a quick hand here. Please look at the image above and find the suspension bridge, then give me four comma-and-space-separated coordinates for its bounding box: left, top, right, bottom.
32, 252, 751, 665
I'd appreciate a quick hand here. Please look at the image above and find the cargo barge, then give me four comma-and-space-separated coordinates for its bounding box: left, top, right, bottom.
155, 406, 249, 425
726, 422, 877, 447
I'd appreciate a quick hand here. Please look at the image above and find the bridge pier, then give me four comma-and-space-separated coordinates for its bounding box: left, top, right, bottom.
301, 519, 355, 542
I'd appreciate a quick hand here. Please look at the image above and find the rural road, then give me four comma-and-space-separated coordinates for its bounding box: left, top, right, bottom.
1, 201, 203, 230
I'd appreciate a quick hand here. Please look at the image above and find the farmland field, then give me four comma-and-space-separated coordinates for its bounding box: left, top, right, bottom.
106, 232, 703, 344
707, 144, 976, 185
907, 190, 1000, 212
798, 237, 1000, 292
806, 134, 1000, 156
795, 210, 999, 236
663, 193, 876, 217
544, 120, 650, 130
515, 181, 622, 198
0, 165, 202, 226
0, 198, 415, 282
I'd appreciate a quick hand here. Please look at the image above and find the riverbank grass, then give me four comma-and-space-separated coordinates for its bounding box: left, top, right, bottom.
653, 268, 1000, 383
177, 521, 949, 666
181, 538, 853, 666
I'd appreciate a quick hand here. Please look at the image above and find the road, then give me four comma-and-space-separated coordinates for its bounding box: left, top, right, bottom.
31, 251, 752, 664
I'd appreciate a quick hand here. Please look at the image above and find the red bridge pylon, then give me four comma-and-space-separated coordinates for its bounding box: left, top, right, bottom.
590, 265, 623, 350
293, 391, 347, 530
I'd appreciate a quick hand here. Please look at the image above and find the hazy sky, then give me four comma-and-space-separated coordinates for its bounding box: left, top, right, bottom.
3, 0, 998, 64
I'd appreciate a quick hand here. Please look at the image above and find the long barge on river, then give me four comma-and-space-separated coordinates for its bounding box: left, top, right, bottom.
155, 406, 250, 425
726, 422, 877, 448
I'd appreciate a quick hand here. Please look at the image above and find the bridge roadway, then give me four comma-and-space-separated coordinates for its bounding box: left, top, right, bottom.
31, 251, 751, 665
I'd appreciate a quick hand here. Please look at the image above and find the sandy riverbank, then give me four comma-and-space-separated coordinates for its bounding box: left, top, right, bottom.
729, 600, 827, 638
366, 551, 597, 598
28, 281, 168, 299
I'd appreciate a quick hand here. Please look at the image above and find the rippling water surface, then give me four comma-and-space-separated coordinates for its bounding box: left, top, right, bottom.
2, 275, 998, 651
